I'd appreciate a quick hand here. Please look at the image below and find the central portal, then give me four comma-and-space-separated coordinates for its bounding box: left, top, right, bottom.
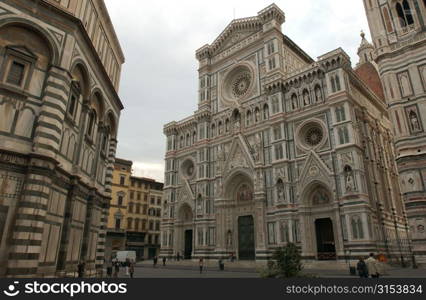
238, 216, 255, 260
315, 218, 336, 260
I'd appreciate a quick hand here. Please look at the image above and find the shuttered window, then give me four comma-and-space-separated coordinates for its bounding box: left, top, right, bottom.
7, 61, 25, 86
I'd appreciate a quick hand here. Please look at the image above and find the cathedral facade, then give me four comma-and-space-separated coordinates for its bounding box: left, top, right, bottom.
161, 4, 410, 263
0, 0, 124, 277
364, 0, 426, 265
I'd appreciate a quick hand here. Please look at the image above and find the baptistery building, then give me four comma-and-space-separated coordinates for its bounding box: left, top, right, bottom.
161, 4, 411, 263
0, 0, 124, 277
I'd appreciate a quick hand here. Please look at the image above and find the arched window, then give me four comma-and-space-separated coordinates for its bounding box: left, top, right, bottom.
331, 76, 336, 93
102, 127, 110, 153
335, 75, 341, 91
192, 131, 197, 144
211, 123, 216, 137
263, 104, 269, 120
403, 0, 414, 25
87, 110, 96, 137
180, 136, 184, 148
276, 179, 285, 202
186, 133, 190, 146
225, 119, 229, 132
396, 1, 415, 28
351, 216, 364, 239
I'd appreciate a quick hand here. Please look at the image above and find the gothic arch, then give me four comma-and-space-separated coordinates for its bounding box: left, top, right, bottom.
223, 169, 254, 200
300, 180, 333, 206
177, 202, 194, 223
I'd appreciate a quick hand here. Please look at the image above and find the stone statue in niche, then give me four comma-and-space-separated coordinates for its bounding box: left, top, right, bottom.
345, 173, 355, 192
291, 95, 298, 110
226, 230, 233, 248
277, 180, 285, 202
255, 169, 264, 190
344, 165, 355, 192
315, 86, 322, 102
214, 179, 222, 197
409, 110, 421, 132
303, 91, 310, 106
255, 109, 260, 123
252, 133, 263, 162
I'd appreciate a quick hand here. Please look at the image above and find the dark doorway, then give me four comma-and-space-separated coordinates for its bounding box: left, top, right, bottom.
184, 229, 193, 259
238, 216, 255, 260
315, 218, 336, 260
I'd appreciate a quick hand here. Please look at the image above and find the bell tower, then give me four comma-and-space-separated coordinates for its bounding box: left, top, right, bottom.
363, 0, 426, 266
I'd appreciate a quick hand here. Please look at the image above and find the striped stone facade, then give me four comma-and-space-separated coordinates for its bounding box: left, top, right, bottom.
0, 0, 124, 277
364, 0, 426, 265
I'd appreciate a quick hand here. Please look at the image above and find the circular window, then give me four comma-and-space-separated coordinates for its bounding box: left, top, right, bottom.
221, 63, 255, 106
305, 127, 324, 147
181, 159, 195, 179
232, 72, 252, 98
296, 120, 327, 151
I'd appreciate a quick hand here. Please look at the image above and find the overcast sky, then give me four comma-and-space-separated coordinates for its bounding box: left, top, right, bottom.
104, 0, 370, 182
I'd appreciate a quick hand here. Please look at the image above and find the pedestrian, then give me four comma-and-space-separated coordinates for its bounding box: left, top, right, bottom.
125, 258, 130, 276
77, 261, 85, 278
177, 252, 180, 261
129, 261, 135, 278
106, 260, 113, 278
162, 256, 166, 266
356, 257, 369, 278
153, 256, 158, 268
218, 258, 224, 271
114, 261, 120, 278
365, 253, 380, 278
199, 258, 204, 274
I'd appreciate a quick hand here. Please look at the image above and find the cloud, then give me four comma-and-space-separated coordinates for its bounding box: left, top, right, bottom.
105, 0, 370, 183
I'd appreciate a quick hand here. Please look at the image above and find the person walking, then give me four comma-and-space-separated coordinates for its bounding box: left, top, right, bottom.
199, 258, 204, 274
162, 256, 166, 266
77, 261, 85, 278
106, 260, 113, 278
129, 261, 135, 278
113, 261, 120, 278
153, 256, 158, 268
365, 253, 380, 278
356, 257, 369, 278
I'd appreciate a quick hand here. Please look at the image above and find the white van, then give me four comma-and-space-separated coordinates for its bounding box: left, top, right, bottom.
114, 251, 136, 264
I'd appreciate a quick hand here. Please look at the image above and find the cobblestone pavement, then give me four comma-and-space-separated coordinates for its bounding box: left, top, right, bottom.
111, 263, 426, 278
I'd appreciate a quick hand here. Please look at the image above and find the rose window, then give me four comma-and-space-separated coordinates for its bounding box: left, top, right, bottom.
232, 72, 251, 98
305, 127, 323, 147
296, 120, 327, 150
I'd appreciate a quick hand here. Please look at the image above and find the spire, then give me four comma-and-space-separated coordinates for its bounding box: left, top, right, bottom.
357, 30, 375, 66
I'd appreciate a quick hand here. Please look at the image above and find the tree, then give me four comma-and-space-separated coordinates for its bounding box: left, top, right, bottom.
261, 243, 303, 278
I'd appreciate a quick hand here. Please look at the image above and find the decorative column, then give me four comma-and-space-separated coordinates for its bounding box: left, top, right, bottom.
254, 168, 267, 260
